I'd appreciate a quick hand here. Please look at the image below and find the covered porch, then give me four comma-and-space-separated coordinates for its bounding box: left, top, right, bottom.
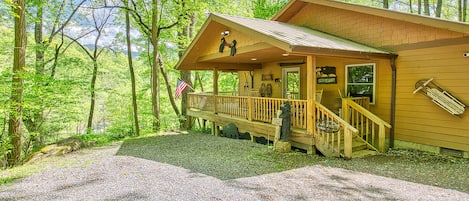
176, 13, 394, 158
186, 91, 390, 158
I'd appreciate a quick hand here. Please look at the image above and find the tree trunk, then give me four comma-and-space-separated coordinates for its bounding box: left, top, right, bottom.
462, 0, 467, 22
8, 0, 26, 166
435, 0, 442, 17
23, 0, 45, 147
180, 70, 192, 128
179, 13, 196, 129
158, 57, 181, 117
383, 0, 389, 9
196, 72, 204, 91
423, 0, 430, 16
86, 60, 98, 134
418, 0, 422, 14
151, 0, 160, 132
125, 0, 140, 136
459, 0, 467, 22
409, 0, 414, 13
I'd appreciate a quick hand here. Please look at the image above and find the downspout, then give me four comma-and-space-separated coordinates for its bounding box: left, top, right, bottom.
390, 55, 398, 148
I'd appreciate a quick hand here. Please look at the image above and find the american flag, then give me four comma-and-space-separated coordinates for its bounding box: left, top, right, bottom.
175, 79, 189, 99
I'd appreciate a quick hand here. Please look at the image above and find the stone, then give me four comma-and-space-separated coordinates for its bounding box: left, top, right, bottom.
222, 123, 239, 139
274, 141, 291, 153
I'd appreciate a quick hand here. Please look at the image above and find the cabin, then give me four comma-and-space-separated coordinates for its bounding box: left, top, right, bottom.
175, 0, 469, 158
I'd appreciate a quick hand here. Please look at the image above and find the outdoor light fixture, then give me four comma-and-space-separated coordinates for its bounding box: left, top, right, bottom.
221, 30, 230, 36
251, 58, 257, 61
282, 53, 289, 57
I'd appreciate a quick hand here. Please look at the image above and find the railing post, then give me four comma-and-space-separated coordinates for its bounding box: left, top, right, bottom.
344, 128, 352, 159
248, 97, 253, 121
379, 123, 385, 152
307, 99, 314, 134
213, 95, 217, 114
342, 99, 350, 122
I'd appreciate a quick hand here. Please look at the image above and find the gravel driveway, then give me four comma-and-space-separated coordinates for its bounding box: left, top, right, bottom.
1, 142, 468, 201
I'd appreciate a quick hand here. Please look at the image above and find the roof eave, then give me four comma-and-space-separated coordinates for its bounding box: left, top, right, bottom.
291, 45, 396, 59
276, 0, 469, 34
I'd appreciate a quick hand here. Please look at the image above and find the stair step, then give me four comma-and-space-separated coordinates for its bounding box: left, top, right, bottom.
352, 150, 378, 158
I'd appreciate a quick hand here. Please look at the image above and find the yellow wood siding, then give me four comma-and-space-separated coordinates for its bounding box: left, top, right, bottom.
238, 62, 285, 98
201, 22, 264, 57
314, 57, 392, 124
395, 44, 469, 151
288, 4, 468, 50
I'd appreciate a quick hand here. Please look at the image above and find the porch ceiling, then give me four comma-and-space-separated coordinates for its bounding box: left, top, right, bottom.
176, 13, 394, 71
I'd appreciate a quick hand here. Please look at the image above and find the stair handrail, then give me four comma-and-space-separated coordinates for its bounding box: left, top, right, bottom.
314, 102, 358, 158
342, 98, 391, 152
343, 100, 391, 128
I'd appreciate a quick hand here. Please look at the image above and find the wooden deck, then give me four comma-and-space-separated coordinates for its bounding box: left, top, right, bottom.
187, 92, 391, 158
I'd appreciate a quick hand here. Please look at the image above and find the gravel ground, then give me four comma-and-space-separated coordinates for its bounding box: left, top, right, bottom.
1, 142, 468, 201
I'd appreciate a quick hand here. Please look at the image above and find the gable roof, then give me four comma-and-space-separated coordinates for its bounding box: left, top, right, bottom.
176, 13, 393, 70
274, 0, 469, 34
215, 13, 390, 55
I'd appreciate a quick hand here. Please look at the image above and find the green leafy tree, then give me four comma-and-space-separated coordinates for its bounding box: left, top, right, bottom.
8, 0, 26, 166
253, 0, 288, 19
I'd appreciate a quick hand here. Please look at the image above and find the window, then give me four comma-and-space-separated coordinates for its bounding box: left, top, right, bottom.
345, 63, 376, 104
282, 67, 300, 99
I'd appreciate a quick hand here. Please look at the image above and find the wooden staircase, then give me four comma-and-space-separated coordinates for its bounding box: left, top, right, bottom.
315, 132, 379, 158
314, 98, 391, 159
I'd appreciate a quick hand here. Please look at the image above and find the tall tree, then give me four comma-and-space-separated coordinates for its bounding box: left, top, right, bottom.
435, 0, 443, 17
458, 0, 468, 22
464, 0, 467, 22
418, 0, 422, 14
126, 0, 179, 132
178, 12, 195, 129
8, 0, 26, 166
125, 0, 140, 136
68, 6, 114, 134
150, 0, 160, 131
383, 0, 389, 9
26, 0, 86, 146
423, 0, 430, 16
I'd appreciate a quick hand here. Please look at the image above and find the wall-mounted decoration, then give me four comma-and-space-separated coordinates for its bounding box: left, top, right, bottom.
218, 37, 237, 56
316, 66, 337, 84
262, 74, 273, 81
413, 78, 466, 117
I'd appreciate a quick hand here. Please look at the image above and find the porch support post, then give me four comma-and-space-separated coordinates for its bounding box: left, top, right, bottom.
306, 55, 316, 134
213, 68, 219, 95
213, 68, 218, 114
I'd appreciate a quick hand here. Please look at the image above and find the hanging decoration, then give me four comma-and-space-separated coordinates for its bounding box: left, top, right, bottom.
413, 78, 466, 117
218, 37, 237, 56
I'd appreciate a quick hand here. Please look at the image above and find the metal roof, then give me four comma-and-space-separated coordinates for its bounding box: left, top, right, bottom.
214, 13, 392, 55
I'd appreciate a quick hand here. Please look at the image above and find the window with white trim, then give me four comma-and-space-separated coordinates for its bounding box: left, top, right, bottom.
345, 63, 376, 104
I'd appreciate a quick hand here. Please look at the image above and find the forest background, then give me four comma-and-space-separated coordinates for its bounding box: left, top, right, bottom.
1, 0, 468, 167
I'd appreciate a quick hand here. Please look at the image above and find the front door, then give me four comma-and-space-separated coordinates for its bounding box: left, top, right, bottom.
282, 67, 300, 99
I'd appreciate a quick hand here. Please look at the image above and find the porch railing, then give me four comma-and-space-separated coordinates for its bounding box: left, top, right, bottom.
314, 102, 358, 158
342, 97, 391, 152
187, 92, 307, 129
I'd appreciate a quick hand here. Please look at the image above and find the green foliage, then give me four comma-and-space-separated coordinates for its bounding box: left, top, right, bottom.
0, 176, 21, 185
253, 0, 288, 19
